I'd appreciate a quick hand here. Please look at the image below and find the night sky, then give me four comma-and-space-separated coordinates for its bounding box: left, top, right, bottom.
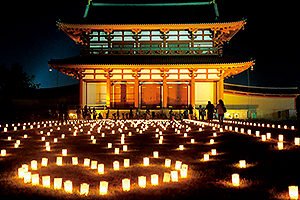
1, 0, 299, 88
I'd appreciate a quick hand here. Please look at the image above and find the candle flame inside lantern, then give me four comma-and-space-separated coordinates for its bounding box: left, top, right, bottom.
151, 174, 159, 186
42, 176, 50, 188
99, 181, 108, 195
295, 137, 300, 146
153, 151, 159, 158
122, 178, 130, 191
54, 178, 62, 189
232, 173, 240, 186
171, 171, 178, 182
143, 157, 149, 166
138, 176, 146, 188
113, 161, 119, 171
98, 164, 104, 174
56, 157, 63, 166
239, 160, 246, 168
1, 149, 6, 156
72, 157, 78, 165
64, 180, 73, 193
289, 185, 299, 200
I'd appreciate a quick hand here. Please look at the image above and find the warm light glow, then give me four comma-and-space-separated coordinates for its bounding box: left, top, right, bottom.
113, 161, 119, 171
181, 164, 188, 178
108, 143, 112, 148
165, 158, 171, 168
232, 173, 240, 186
91, 160, 98, 169
175, 161, 182, 170
18, 168, 25, 178
1, 149, 6, 156
122, 178, 130, 191
289, 185, 298, 200
24, 172, 31, 183
80, 183, 89, 195
211, 149, 217, 155
56, 157, 63, 166
99, 181, 108, 195
143, 157, 150, 166
42, 176, 50, 188
261, 135, 266, 141
278, 134, 284, 142
171, 171, 178, 182
84, 158, 90, 167
153, 151, 159, 158
114, 148, 120, 154
255, 131, 260, 137
31, 174, 39, 185
179, 145, 184, 150
31, 160, 37, 170
295, 137, 300, 146
64, 180, 73, 193
62, 149, 67, 156
239, 160, 246, 168
203, 154, 209, 161
54, 178, 62, 189
123, 145, 128, 151
163, 172, 171, 183
191, 139, 195, 143
138, 176, 146, 188
98, 164, 104, 174
210, 139, 214, 144
22, 164, 28, 172
72, 157, 78, 165
151, 174, 159, 186
267, 132, 271, 140
278, 142, 284, 150
124, 159, 130, 168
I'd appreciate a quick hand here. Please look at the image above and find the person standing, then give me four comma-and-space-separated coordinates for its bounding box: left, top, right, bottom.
205, 101, 214, 122
198, 105, 205, 121
216, 99, 226, 125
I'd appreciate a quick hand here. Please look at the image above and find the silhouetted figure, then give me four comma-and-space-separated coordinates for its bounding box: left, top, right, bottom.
216, 99, 226, 126
205, 101, 215, 122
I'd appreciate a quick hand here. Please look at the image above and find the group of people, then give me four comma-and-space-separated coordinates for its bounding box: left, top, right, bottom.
198, 99, 226, 125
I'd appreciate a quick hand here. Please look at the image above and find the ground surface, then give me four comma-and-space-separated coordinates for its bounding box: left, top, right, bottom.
0, 119, 300, 200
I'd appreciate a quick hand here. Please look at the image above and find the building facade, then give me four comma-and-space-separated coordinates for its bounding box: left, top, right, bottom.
49, 2, 255, 111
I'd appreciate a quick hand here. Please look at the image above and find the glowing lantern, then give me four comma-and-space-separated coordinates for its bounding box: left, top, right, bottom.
295, 137, 300, 146
91, 160, 98, 169
46, 146, 51, 151
239, 160, 246, 168
24, 172, 31, 183
7, 136, 11, 141
92, 139, 96, 144
255, 131, 260, 137
54, 138, 58, 143
278, 142, 284, 150
45, 142, 50, 147
191, 139, 195, 143
121, 137, 125, 144
175, 161, 182, 170
247, 129, 251, 135
289, 185, 299, 200
1, 149, 6, 156
84, 158, 90, 167
114, 148, 120, 154
292, 126, 295, 130
99, 181, 108, 195
61, 134, 65, 139
151, 174, 159, 186
235, 127, 239, 132
159, 139, 163, 144
24, 134, 27, 138
62, 149, 67, 156
72, 157, 78, 165
153, 151, 159, 158
232, 173, 240, 186
31, 160, 38, 170
42, 176, 50, 188
98, 164, 104, 174
138, 176, 146, 188
210, 139, 214, 144
122, 178, 130, 191
171, 171, 178, 182
160, 135, 163, 140
113, 161, 119, 171
18, 168, 25, 178
279, 134, 284, 142
4, 127, 7, 132
179, 145, 184, 150
165, 158, 171, 168
181, 164, 188, 178
143, 157, 150, 166
64, 180, 73, 193
123, 145, 128, 151
163, 172, 171, 183
240, 128, 244, 134
124, 159, 130, 168
267, 132, 271, 140
261, 135, 266, 141
22, 164, 28, 172
108, 143, 112, 148
184, 133, 188, 137
203, 154, 209, 161
31, 174, 39, 185
80, 183, 89, 195
16, 140, 21, 145
211, 149, 217, 155
54, 178, 62, 189
56, 157, 63, 166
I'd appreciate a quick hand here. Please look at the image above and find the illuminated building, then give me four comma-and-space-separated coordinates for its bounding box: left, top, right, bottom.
49, 2, 254, 111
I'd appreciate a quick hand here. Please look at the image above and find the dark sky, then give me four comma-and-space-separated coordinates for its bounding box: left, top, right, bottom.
1, 0, 299, 88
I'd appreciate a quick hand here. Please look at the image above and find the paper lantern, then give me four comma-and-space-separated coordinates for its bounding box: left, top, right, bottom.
84, 158, 90, 167
143, 157, 150, 166
113, 161, 119, 171
159, 136, 163, 140
61, 134, 65, 139
22, 164, 28, 172
54, 178, 62, 189
261, 135, 266, 141
181, 164, 188, 178
18, 168, 25, 178
210, 139, 214, 144
31, 160, 37, 170
114, 148, 120, 154
42, 176, 50, 188
211, 149, 217, 155
16, 140, 21, 145
184, 133, 188, 137
64, 180, 73, 193
292, 126, 295, 130
123, 145, 128, 151
239, 160, 246, 168
80, 183, 89, 195
232, 173, 239, 186
179, 145, 184, 150
159, 139, 163, 144
163, 172, 171, 183
24, 172, 31, 183
1, 149, 6, 156
240, 128, 244, 134
92, 139, 96, 144
7, 136, 11, 141
122, 178, 130, 191
124, 159, 130, 168
24, 134, 27, 138
91, 160, 98, 169
295, 137, 300, 146
165, 158, 171, 168
121, 137, 125, 144
45, 142, 50, 147
255, 131, 260, 137
279, 134, 284, 142
247, 129, 251, 135
46, 146, 51, 151
171, 171, 178, 182
151, 174, 159, 186
108, 143, 112, 148
203, 154, 209, 161
175, 161, 182, 170
153, 151, 159, 158
72, 157, 78, 165
99, 181, 108, 195
56, 157, 63, 166
138, 176, 146, 188
98, 164, 104, 174
31, 174, 39, 185
289, 185, 299, 200
54, 138, 58, 143
278, 142, 284, 150
235, 127, 239, 132
267, 132, 271, 140
62, 149, 67, 156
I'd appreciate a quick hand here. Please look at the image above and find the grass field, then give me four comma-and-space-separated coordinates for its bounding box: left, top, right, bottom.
0, 119, 300, 200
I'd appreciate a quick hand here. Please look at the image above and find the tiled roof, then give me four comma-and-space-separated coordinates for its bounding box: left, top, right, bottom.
49, 55, 250, 66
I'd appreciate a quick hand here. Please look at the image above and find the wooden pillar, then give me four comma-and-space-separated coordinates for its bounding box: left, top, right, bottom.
105, 70, 111, 108
190, 76, 195, 107
79, 75, 83, 108
163, 76, 168, 108
218, 71, 224, 100
134, 78, 139, 108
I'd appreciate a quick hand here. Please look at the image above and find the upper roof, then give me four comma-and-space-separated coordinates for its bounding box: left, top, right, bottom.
76, 1, 221, 24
